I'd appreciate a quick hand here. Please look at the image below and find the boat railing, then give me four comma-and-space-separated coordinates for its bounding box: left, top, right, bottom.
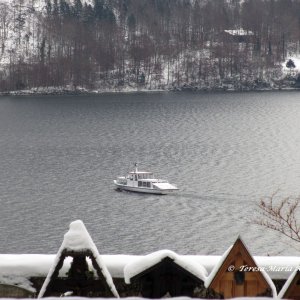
155, 179, 168, 183
117, 177, 127, 185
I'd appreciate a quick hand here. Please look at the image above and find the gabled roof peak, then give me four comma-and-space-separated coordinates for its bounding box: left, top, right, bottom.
205, 235, 277, 297
38, 220, 119, 298
124, 249, 207, 284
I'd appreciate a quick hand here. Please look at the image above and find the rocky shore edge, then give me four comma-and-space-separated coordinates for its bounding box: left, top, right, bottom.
1, 76, 300, 96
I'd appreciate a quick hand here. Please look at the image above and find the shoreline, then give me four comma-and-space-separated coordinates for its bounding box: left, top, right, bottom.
1, 86, 300, 97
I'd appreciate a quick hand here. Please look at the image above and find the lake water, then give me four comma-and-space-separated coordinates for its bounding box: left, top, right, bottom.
1, 91, 300, 256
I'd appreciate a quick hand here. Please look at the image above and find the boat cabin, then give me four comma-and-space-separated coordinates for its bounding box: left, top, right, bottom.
128, 172, 154, 181
127, 172, 155, 188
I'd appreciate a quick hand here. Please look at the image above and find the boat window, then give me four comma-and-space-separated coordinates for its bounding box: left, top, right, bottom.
143, 182, 147, 187
147, 182, 150, 188
138, 181, 142, 187
138, 174, 141, 179
135, 175, 137, 181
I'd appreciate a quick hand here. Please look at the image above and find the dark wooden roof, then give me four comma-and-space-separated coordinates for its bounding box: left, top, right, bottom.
130, 256, 205, 298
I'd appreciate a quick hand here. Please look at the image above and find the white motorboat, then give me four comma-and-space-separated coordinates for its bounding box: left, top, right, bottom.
114, 164, 178, 195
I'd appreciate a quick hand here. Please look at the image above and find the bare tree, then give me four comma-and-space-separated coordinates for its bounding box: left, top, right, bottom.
256, 192, 300, 243
0, 3, 10, 55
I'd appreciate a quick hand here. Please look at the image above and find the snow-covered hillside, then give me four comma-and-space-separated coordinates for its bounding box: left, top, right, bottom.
1, 0, 300, 93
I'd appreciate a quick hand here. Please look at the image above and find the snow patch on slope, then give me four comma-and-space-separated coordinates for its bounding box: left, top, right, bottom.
282, 56, 300, 75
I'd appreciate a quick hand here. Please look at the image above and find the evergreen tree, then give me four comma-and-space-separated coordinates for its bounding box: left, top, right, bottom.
94, 0, 104, 20
53, 0, 59, 16
122, 0, 129, 16
103, 7, 116, 23
40, 38, 46, 65
82, 3, 94, 25
286, 59, 296, 69
73, 0, 83, 19
127, 13, 136, 30
45, 0, 52, 16
59, 0, 70, 18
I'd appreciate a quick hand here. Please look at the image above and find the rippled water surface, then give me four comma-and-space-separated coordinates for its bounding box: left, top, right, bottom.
1, 91, 300, 255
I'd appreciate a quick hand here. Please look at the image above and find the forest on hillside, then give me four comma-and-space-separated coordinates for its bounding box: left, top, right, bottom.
1, 0, 300, 92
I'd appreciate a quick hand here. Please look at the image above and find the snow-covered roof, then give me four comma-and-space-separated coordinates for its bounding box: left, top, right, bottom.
224, 29, 254, 36
0, 254, 68, 293
254, 256, 300, 280
153, 182, 178, 190
0, 254, 140, 284
38, 220, 119, 298
124, 249, 208, 284
278, 265, 300, 298
205, 236, 277, 297
204, 245, 232, 288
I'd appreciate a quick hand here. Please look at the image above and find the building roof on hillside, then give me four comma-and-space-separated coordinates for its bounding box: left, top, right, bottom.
224, 29, 254, 36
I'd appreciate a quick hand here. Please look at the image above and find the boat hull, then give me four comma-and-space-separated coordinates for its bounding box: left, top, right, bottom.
114, 181, 176, 195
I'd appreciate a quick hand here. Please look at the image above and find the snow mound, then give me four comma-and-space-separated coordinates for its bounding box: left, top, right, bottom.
62, 220, 96, 251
